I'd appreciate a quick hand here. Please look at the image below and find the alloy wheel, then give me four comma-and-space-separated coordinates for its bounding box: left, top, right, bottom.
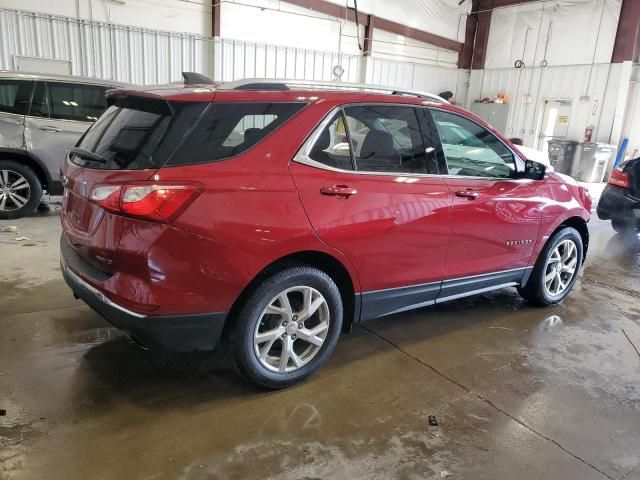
253, 286, 330, 373
0, 169, 31, 212
544, 239, 578, 297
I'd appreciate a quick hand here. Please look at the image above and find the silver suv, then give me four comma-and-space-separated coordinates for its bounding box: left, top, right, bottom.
0, 71, 125, 219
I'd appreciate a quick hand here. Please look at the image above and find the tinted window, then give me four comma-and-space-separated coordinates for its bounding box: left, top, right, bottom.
308, 112, 354, 170
0, 80, 34, 115
168, 102, 306, 166
74, 98, 207, 170
47, 82, 109, 122
431, 110, 515, 178
29, 82, 49, 117
343, 105, 432, 174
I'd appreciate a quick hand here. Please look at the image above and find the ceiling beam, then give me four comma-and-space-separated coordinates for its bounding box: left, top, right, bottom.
612, 0, 640, 63
279, 0, 463, 53
460, 0, 540, 69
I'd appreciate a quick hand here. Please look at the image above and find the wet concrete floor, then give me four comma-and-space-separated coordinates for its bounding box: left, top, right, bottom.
1, 203, 640, 479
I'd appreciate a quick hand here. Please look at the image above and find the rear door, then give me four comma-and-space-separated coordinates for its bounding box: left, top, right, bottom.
429, 109, 546, 297
25, 81, 109, 186
290, 104, 452, 320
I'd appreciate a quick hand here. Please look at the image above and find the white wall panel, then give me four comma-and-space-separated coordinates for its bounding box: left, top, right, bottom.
365, 56, 462, 99
485, 0, 622, 69
0, 0, 211, 35
467, 63, 618, 148
0, 7, 365, 85
0, 6, 462, 93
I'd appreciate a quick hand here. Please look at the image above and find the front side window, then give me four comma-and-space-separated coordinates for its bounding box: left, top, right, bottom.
47, 82, 109, 122
0, 80, 34, 115
343, 105, 432, 174
308, 112, 354, 171
431, 110, 515, 178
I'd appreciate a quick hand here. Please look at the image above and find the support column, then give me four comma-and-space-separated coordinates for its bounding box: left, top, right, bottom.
611, 0, 640, 64
211, 0, 221, 37
358, 14, 374, 84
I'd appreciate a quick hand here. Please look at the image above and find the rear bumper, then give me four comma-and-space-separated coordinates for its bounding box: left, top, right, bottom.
61, 255, 227, 352
597, 185, 640, 222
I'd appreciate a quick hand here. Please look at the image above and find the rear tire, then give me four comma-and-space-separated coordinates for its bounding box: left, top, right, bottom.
227, 266, 343, 390
0, 160, 42, 220
518, 227, 583, 306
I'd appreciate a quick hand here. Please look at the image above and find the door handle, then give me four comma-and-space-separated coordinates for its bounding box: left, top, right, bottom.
39, 125, 61, 132
320, 184, 358, 199
455, 188, 479, 200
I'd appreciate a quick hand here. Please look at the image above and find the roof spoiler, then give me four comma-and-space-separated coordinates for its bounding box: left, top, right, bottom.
182, 72, 215, 85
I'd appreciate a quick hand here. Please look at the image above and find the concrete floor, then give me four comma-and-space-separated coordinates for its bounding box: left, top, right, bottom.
1, 201, 640, 480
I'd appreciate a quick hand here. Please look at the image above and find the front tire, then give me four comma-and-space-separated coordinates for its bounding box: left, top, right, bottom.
0, 160, 42, 220
518, 227, 583, 306
227, 266, 343, 389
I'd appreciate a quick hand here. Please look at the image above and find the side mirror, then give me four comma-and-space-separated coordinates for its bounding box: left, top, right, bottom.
522, 160, 546, 180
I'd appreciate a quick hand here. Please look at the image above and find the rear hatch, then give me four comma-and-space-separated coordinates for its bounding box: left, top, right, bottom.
61, 91, 211, 276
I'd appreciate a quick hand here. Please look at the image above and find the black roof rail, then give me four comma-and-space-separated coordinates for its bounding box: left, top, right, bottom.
233, 82, 290, 91
182, 72, 215, 85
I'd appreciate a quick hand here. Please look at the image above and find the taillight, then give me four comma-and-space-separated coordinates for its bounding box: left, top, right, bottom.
90, 182, 202, 223
608, 168, 630, 188
90, 185, 121, 213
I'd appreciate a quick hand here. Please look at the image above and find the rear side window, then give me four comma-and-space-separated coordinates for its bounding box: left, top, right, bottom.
343, 105, 432, 174
167, 102, 306, 166
47, 82, 109, 122
0, 80, 34, 115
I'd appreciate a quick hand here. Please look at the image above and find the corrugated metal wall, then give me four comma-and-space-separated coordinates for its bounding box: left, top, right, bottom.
0, 7, 459, 95
467, 63, 617, 147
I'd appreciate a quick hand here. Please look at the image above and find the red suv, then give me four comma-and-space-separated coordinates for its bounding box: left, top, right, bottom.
60, 79, 591, 389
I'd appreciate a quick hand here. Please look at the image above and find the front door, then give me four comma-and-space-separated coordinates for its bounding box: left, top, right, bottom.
430, 109, 546, 299
290, 104, 452, 320
24, 81, 108, 186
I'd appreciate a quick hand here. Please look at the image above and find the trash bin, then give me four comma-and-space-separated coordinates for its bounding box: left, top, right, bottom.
547, 140, 578, 175
573, 142, 616, 183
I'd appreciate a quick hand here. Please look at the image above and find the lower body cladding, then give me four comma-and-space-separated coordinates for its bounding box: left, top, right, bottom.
359, 267, 533, 321
62, 239, 533, 351
61, 257, 227, 352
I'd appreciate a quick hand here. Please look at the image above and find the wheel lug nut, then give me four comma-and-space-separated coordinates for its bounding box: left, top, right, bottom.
298, 323, 303, 329
281, 332, 287, 338
282, 321, 288, 326
292, 334, 296, 339
293, 315, 298, 321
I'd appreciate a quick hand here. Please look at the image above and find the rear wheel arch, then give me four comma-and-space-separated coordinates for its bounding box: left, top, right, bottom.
0, 148, 49, 193
225, 250, 358, 336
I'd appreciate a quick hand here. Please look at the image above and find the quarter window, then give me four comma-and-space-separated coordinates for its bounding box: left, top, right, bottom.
308, 112, 354, 171
343, 105, 433, 174
167, 102, 306, 166
0, 80, 34, 115
431, 110, 515, 178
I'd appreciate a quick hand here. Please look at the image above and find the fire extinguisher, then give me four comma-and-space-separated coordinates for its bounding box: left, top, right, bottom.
584, 124, 593, 142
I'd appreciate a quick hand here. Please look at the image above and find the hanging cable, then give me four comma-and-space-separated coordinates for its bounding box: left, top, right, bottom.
346, 0, 363, 52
